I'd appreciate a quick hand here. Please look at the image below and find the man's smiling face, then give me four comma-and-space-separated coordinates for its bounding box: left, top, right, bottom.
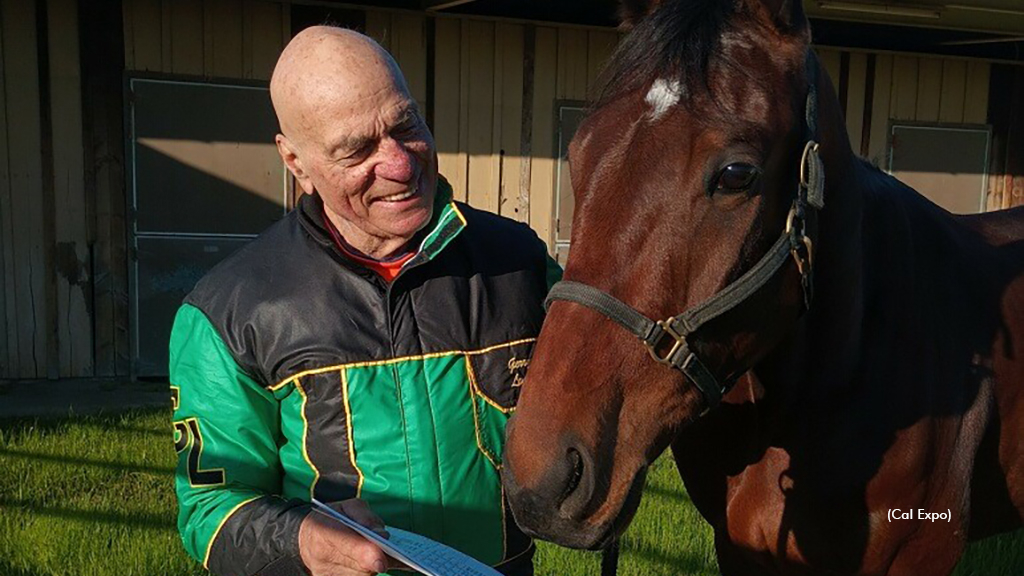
306, 80, 437, 246
272, 28, 438, 257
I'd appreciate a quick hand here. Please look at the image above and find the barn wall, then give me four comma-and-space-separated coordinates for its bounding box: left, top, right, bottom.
816, 47, 1019, 214
0, 0, 46, 379
82, 0, 131, 378
986, 64, 1024, 211
115, 1, 1015, 253
0, 0, 1019, 380
814, 48, 991, 168
425, 32, 1006, 252
49, 0, 93, 378
426, 17, 620, 248
0, 0, 96, 379
122, 0, 290, 81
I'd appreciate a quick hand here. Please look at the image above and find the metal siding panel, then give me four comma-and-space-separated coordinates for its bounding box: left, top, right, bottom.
845, 52, 868, 156
938, 59, 967, 124
247, 1, 283, 81
495, 23, 523, 220
890, 55, 919, 121
83, 0, 130, 376
160, 0, 171, 71
466, 19, 496, 212
122, 0, 135, 69
528, 27, 557, 249
586, 30, 616, 90
365, 10, 391, 51
170, 0, 204, 76
128, 0, 163, 71
556, 27, 587, 100
434, 18, 466, 203
868, 54, 893, 167
2, 0, 46, 376
0, 0, 12, 376
916, 58, 943, 123
455, 18, 470, 202
392, 13, 426, 111
817, 49, 841, 90
48, 0, 93, 376
963, 60, 990, 125
208, 0, 244, 79
280, 2, 289, 51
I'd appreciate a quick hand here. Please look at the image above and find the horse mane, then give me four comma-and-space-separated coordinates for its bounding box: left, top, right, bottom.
593, 0, 737, 108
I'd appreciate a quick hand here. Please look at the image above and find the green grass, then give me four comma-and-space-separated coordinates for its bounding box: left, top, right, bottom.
0, 409, 1021, 575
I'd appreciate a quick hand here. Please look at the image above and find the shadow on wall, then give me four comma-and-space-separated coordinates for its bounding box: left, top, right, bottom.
130, 79, 287, 377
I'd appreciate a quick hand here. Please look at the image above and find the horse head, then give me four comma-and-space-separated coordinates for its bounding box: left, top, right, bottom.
503, 0, 840, 549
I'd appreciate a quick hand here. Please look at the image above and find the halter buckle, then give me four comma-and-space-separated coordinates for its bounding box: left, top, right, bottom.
785, 203, 806, 237
786, 203, 815, 309
799, 141, 820, 189
791, 235, 813, 277
646, 319, 686, 366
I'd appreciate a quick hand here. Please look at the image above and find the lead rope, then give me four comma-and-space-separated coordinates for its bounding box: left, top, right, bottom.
601, 539, 620, 576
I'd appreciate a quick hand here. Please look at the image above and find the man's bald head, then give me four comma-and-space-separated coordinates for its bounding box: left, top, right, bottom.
270, 26, 411, 146
270, 25, 437, 261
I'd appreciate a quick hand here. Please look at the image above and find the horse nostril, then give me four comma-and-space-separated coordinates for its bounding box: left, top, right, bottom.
560, 448, 585, 507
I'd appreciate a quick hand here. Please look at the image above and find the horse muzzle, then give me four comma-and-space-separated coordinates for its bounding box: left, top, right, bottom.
501, 427, 648, 550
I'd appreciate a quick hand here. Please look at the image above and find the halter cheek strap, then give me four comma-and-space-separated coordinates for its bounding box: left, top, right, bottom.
544, 53, 824, 409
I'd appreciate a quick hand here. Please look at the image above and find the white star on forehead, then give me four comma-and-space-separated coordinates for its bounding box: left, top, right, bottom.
645, 78, 683, 120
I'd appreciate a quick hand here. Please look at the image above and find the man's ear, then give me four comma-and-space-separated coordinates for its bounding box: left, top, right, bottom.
618, 0, 665, 30
757, 0, 809, 34
276, 134, 315, 195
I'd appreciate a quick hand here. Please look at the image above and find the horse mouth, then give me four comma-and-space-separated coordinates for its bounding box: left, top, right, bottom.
595, 465, 649, 548
514, 465, 649, 551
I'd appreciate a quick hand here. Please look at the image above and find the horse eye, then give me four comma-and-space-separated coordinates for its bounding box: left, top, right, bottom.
714, 163, 760, 195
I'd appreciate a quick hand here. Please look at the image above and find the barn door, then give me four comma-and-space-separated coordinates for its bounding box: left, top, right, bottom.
128, 78, 288, 377
889, 124, 992, 214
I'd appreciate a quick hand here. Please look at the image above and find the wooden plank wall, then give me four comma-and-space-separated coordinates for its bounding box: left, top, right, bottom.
985, 64, 1024, 211
429, 30, 1000, 250
0, 0, 96, 379
49, 0, 92, 377
81, 0, 131, 378
364, 10, 427, 112
823, 50, 992, 168
0, 0, 48, 378
122, 0, 290, 81
116, 2, 1007, 248
0, 0, 1015, 379
430, 16, 619, 247
811, 47, 1007, 211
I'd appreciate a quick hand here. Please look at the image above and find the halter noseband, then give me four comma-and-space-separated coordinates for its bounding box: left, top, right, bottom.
544, 54, 825, 410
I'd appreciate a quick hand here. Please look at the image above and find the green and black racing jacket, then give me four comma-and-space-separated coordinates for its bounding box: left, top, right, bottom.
169, 177, 561, 576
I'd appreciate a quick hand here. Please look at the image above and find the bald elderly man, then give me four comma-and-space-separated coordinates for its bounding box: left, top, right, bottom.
169, 26, 559, 576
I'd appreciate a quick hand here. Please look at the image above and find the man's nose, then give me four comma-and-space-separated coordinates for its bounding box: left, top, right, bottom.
375, 137, 416, 183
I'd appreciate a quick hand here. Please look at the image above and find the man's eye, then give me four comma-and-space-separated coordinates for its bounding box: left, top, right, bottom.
393, 119, 420, 138
712, 163, 761, 195
342, 142, 374, 160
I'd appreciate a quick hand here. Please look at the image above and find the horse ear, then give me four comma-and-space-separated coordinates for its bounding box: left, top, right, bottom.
618, 0, 664, 30
758, 0, 809, 34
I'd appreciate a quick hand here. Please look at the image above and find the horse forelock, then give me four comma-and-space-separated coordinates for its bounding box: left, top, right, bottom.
593, 0, 734, 108
596, 0, 805, 107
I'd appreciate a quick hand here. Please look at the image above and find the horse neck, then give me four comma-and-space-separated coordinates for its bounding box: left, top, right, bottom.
756, 62, 869, 400
757, 59, 987, 406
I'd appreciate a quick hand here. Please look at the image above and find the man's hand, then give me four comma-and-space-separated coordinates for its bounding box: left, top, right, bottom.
299, 499, 405, 576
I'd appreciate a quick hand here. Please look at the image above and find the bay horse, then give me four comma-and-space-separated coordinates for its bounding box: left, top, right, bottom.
502, 0, 1024, 574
